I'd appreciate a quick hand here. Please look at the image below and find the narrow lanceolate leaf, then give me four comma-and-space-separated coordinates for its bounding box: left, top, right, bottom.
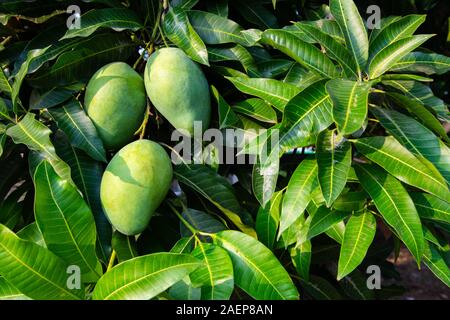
214, 230, 299, 300
355, 164, 424, 263
49, 99, 106, 162
388, 93, 449, 142
61, 8, 143, 40
296, 206, 349, 244
368, 15, 426, 62
296, 24, 358, 78
330, 0, 369, 74
368, 35, 433, 79
188, 10, 250, 46
280, 159, 318, 236
326, 79, 371, 136
410, 193, 450, 226
390, 52, 450, 75
174, 164, 256, 237
6, 113, 71, 181
0, 277, 30, 300
372, 107, 450, 183
316, 130, 352, 207
92, 253, 201, 300
0, 69, 12, 95
256, 191, 282, 249
279, 81, 333, 150
290, 240, 312, 281
252, 155, 279, 208
226, 77, 300, 111
190, 243, 234, 300
0, 224, 84, 300
337, 211, 376, 280
232, 99, 277, 124
423, 241, 450, 287
34, 161, 102, 282
163, 7, 209, 66
284, 64, 324, 90
112, 232, 138, 263
261, 29, 340, 78
211, 86, 241, 129
208, 45, 259, 76
354, 136, 450, 201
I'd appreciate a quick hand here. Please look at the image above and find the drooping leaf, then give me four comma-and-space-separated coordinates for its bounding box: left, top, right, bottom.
355, 164, 424, 263
316, 130, 352, 207
0, 224, 84, 300
190, 242, 234, 300
255, 190, 282, 249
337, 210, 376, 280
280, 159, 318, 236
213, 230, 299, 300
33, 160, 102, 282
174, 164, 256, 237
261, 29, 340, 78
372, 107, 450, 183
326, 79, 371, 135
330, 0, 369, 75
354, 136, 450, 201
422, 241, 450, 287
49, 99, 106, 162
61, 8, 143, 40
290, 240, 311, 281
162, 7, 209, 66
92, 253, 201, 300
410, 193, 449, 227
390, 52, 450, 75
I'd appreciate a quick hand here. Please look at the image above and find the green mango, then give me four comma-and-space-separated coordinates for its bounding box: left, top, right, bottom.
100, 140, 173, 235
144, 48, 211, 135
85, 62, 146, 150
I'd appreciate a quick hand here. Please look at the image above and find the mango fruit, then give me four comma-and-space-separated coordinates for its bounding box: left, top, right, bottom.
144, 48, 211, 135
100, 140, 173, 235
85, 62, 146, 150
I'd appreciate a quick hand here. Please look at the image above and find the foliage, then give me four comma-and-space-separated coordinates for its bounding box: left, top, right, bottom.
0, 0, 449, 300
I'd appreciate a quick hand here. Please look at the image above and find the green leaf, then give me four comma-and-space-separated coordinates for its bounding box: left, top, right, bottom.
316, 130, 352, 207
372, 107, 450, 183
163, 7, 209, 66
326, 221, 346, 244
174, 164, 256, 237
211, 86, 241, 129
296, 206, 349, 244
226, 77, 300, 111
333, 191, 367, 212
181, 209, 226, 237
280, 159, 318, 236
6, 113, 71, 181
300, 275, 342, 300
213, 230, 299, 300
207, 0, 228, 17
190, 242, 234, 300
0, 68, 12, 95
255, 191, 282, 249
283, 64, 324, 90
380, 74, 432, 82
261, 29, 340, 78
326, 79, 371, 135
0, 277, 30, 300
290, 240, 311, 281
53, 132, 112, 265
33, 160, 102, 282
257, 59, 293, 78
0, 189, 23, 229
61, 8, 143, 40
30, 85, 81, 110
387, 93, 449, 142
232, 1, 278, 29
112, 231, 138, 263
17, 222, 45, 248
92, 253, 201, 300
296, 23, 358, 78
368, 35, 433, 79
423, 241, 450, 287
410, 193, 449, 226
232, 98, 277, 124
337, 211, 376, 280
330, 0, 369, 74
368, 15, 426, 63
207, 45, 259, 76
278, 81, 333, 150
0, 224, 84, 300
29, 33, 135, 88
171, 0, 199, 10
49, 99, 107, 162
382, 80, 448, 119
354, 136, 450, 201
390, 52, 450, 75
355, 164, 424, 263
188, 10, 251, 46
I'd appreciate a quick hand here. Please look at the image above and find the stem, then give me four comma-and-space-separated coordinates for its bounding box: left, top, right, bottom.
106, 250, 116, 272
139, 105, 151, 139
